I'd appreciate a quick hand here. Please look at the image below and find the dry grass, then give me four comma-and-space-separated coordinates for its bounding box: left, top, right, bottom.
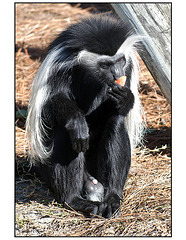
15, 3, 171, 237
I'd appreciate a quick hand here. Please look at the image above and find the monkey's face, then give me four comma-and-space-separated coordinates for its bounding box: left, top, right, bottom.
97, 53, 126, 83
78, 50, 127, 85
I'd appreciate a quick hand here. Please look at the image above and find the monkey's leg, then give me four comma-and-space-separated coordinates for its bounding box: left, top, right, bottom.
97, 115, 131, 218
39, 127, 104, 217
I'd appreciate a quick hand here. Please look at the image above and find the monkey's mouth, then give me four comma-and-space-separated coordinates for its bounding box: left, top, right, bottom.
115, 76, 127, 87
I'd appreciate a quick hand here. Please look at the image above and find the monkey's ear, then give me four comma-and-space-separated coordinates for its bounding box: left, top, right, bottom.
116, 35, 144, 58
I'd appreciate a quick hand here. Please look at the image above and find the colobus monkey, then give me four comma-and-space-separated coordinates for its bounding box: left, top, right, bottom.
26, 14, 144, 218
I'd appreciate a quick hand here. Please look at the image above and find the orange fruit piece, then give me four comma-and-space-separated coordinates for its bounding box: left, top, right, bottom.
115, 76, 126, 86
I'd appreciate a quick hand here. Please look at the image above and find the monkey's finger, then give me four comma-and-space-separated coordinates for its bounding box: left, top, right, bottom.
107, 81, 117, 88
112, 86, 128, 97
112, 86, 123, 94
72, 139, 82, 153
107, 94, 121, 110
103, 204, 113, 218
82, 138, 89, 152
79, 140, 84, 153
97, 202, 107, 216
108, 91, 124, 103
108, 91, 123, 99
89, 205, 99, 217
72, 142, 78, 152
107, 84, 122, 94
113, 92, 127, 101
78, 141, 83, 153
73, 138, 89, 153
107, 92, 118, 102
107, 94, 122, 106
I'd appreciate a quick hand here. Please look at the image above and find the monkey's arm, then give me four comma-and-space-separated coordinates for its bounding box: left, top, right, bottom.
107, 85, 134, 117
43, 93, 89, 153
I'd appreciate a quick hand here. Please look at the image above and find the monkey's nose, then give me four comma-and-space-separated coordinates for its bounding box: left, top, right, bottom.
113, 73, 124, 81
112, 67, 124, 80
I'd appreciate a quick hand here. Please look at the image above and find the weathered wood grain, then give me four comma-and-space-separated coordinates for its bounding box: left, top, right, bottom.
111, 3, 171, 103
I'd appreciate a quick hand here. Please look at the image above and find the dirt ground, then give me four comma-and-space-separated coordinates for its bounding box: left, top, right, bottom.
15, 3, 171, 237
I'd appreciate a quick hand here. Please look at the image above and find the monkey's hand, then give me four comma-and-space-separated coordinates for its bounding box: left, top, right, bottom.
107, 85, 134, 116
65, 113, 90, 153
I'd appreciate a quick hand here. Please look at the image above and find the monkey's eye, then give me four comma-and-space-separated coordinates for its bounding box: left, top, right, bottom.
100, 62, 109, 70
120, 58, 126, 67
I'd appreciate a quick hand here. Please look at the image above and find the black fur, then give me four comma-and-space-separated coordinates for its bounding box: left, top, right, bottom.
29, 15, 137, 218
48, 15, 132, 56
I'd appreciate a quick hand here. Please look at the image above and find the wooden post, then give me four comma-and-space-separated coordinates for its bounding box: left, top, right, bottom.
111, 3, 171, 104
